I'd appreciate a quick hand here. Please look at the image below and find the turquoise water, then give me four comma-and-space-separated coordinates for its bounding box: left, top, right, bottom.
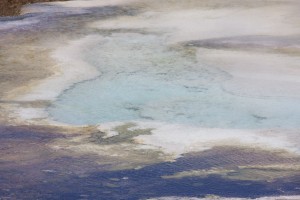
48, 33, 300, 128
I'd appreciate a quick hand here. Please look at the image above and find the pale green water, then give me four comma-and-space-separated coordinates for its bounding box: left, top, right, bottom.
48, 33, 300, 128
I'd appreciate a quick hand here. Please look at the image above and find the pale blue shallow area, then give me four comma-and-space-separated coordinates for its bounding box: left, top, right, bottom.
48, 34, 300, 128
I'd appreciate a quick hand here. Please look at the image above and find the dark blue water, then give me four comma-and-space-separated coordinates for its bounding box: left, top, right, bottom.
3, 151, 299, 200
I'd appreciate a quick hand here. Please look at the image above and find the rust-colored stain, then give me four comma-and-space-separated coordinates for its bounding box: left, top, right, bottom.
0, 0, 67, 16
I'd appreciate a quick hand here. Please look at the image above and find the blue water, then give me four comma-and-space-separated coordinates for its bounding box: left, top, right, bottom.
48, 33, 300, 128
5, 151, 300, 200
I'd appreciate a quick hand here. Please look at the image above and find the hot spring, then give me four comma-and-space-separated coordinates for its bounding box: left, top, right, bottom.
47, 33, 300, 129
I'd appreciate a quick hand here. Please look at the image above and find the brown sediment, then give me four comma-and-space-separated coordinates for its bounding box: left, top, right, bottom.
0, 37, 58, 124
0, 43, 54, 100
0, 0, 67, 16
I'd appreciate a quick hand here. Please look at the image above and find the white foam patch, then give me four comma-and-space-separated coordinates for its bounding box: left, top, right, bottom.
99, 121, 300, 158
13, 107, 48, 121
96, 122, 125, 138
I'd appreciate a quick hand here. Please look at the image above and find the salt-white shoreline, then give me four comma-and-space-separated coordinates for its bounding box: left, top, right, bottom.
8, 35, 102, 124
17, 35, 102, 102
96, 121, 300, 159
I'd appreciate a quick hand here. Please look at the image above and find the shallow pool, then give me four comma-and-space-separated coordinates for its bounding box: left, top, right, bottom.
47, 33, 300, 129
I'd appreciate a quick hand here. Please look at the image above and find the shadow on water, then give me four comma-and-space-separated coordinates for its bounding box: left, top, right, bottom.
10, 163, 300, 200
2, 147, 299, 199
